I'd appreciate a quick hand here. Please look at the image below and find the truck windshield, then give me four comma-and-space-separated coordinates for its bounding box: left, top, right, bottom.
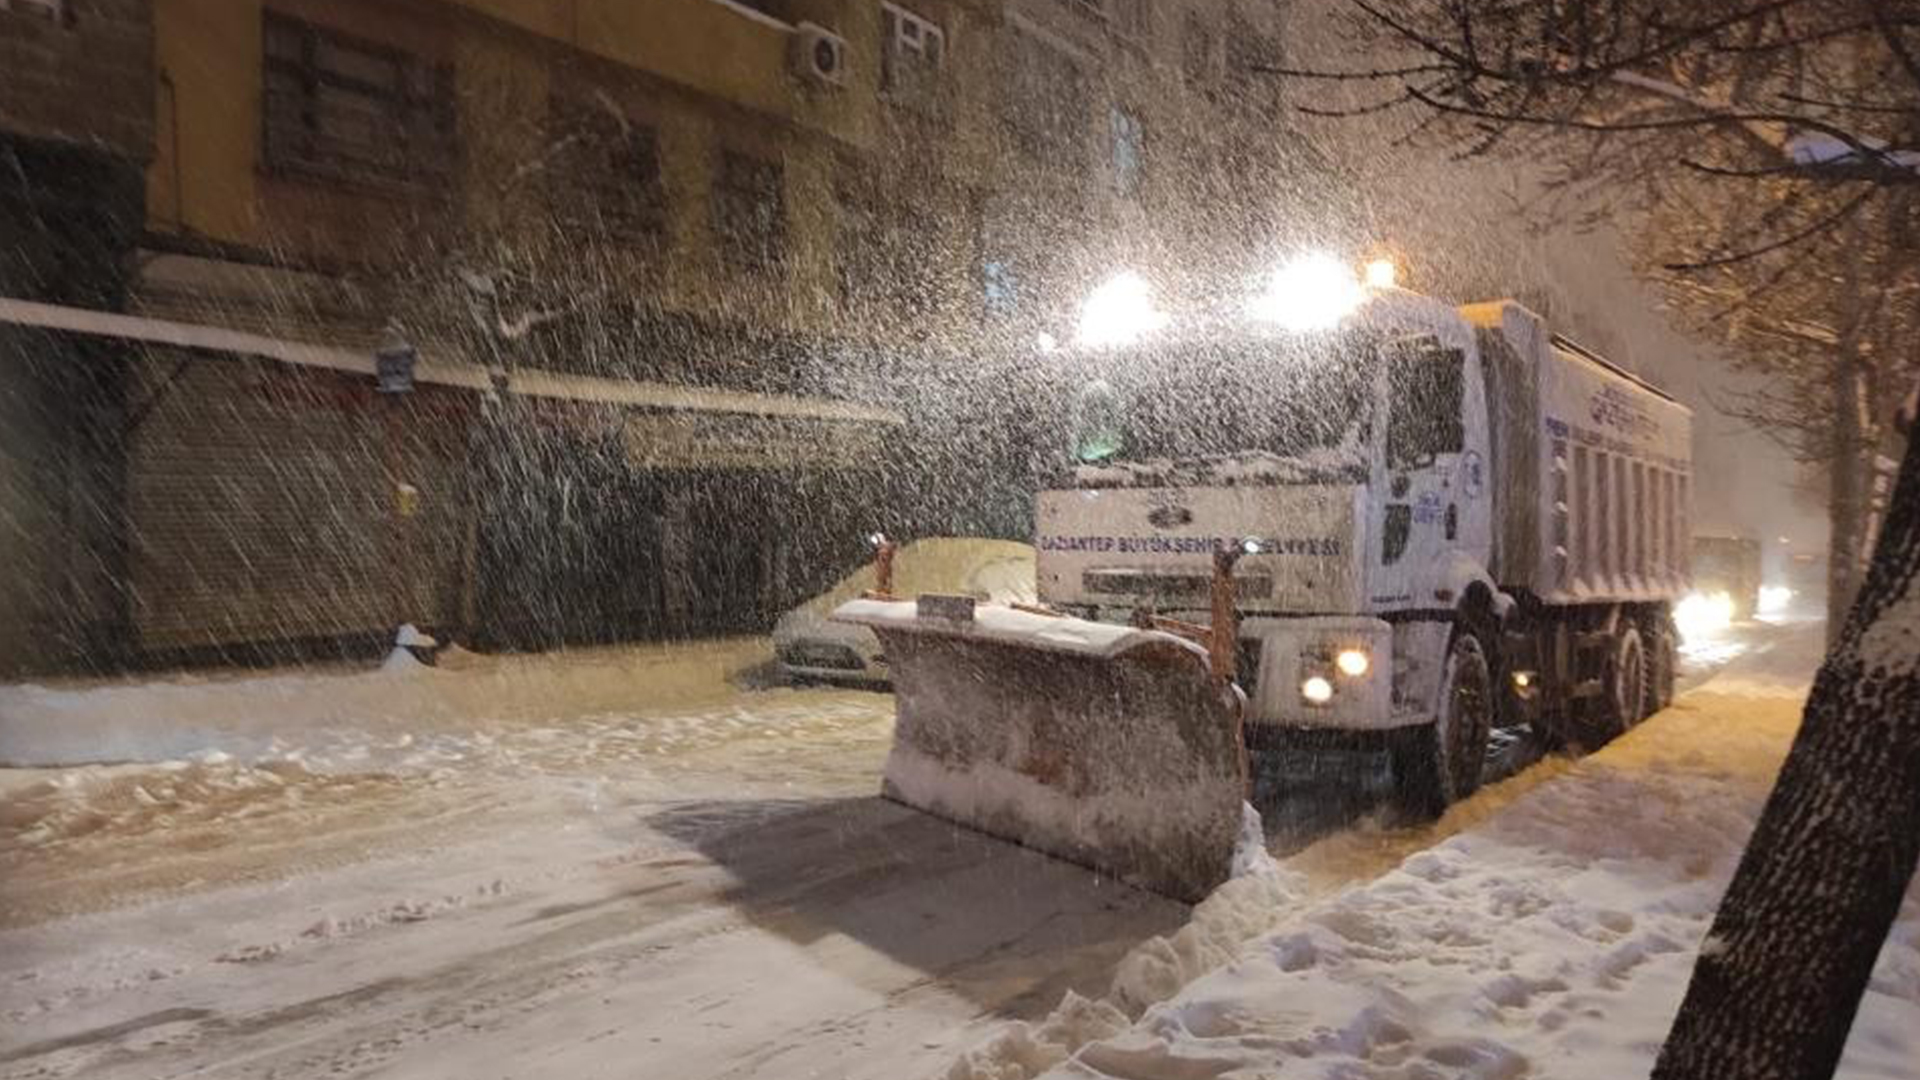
1069, 335, 1373, 467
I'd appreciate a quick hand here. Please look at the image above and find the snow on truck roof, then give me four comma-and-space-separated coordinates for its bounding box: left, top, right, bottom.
1459, 299, 1686, 409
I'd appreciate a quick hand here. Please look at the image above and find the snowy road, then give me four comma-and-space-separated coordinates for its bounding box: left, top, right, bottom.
0, 640, 1185, 1080
0, 623, 1804, 1079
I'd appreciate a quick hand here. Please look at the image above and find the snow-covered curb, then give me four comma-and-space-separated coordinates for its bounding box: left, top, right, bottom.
0, 639, 774, 770
944, 652, 1920, 1080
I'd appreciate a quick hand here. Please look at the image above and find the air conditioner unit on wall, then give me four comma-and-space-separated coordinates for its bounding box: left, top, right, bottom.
791, 23, 849, 87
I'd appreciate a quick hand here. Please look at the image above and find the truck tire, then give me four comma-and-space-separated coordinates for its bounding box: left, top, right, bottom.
1573, 626, 1647, 751
1389, 632, 1493, 822
1646, 616, 1678, 714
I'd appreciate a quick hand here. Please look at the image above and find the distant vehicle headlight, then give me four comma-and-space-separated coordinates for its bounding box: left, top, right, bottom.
1757, 584, 1793, 616
1674, 591, 1735, 643
1300, 675, 1335, 705
1334, 648, 1370, 677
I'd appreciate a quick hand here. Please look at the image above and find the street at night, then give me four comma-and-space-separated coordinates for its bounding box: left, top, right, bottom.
5, 1, 1920, 1077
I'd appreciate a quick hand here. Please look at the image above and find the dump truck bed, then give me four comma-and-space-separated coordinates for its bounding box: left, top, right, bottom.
1464, 301, 1693, 605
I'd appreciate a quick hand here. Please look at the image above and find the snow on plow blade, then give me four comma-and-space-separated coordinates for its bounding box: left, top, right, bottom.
834, 597, 1246, 903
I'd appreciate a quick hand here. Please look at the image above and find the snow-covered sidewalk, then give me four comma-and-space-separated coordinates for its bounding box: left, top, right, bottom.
0, 637, 794, 771
946, 628, 1920, 1079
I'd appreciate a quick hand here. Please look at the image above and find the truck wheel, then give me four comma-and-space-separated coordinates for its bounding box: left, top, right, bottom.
1574, 626, 1647, 750
1646, 618, 1678, 714
1389, 632, 1493, 822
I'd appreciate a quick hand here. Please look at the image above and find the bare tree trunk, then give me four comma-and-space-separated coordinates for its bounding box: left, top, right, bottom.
1827, 354, 1867, 637
1824, 227, 1875, 641
1654, 427, 1920, 1080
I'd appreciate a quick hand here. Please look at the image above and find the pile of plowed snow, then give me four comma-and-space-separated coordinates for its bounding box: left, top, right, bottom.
946, 630, 1919, 1080
0, 638, 815, 771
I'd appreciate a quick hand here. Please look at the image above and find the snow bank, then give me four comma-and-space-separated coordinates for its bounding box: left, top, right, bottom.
941, 632, 1917, 1080
0, 639, 776, 769
945, 805, 1307, 1080
973, 637, 1920, 1080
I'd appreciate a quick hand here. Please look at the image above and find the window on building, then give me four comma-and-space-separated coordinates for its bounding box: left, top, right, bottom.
262, 13, 456, 189
1004, 32, 1091, 160
834, 170, 935, 315
548, 94, 667, 241
1110, 107, 1144, 196
881, 4, 946, 110
713, 151, 785, 271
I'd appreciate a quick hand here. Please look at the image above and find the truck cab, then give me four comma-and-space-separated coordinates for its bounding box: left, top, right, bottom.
1035, 289, 1491, 733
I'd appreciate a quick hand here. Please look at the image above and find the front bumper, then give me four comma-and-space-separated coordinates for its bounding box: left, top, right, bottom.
1241, 615, 1400, 731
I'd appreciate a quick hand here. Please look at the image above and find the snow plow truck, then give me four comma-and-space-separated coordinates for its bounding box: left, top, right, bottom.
837, 261, 1693, 902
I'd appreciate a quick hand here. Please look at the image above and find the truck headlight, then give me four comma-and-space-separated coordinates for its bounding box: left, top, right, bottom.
1334, 648, 1370, 677
1300, 675, 1334, 704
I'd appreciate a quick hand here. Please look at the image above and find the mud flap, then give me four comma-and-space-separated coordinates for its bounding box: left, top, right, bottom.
835, 599, 1247, 903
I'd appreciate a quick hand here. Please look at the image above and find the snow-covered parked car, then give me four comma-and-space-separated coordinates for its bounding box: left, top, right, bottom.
773, 538, 1036, 684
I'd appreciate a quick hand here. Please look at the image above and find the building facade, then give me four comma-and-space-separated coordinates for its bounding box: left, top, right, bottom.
0, 0, 154, 672
0, 0, 1320, 672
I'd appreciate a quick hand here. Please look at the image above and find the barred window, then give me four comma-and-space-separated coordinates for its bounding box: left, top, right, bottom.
549, 95, 667, 240
262, 13, 455, 188
834, 170, 934, 314
713, 151, 785, 271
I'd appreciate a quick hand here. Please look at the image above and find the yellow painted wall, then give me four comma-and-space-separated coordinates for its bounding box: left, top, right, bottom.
149, 0, 261, 243
145, 0, 990, 340
452, 0, 874, 146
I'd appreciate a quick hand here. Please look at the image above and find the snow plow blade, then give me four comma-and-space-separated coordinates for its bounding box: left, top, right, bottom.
834, 597, 1246, 903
